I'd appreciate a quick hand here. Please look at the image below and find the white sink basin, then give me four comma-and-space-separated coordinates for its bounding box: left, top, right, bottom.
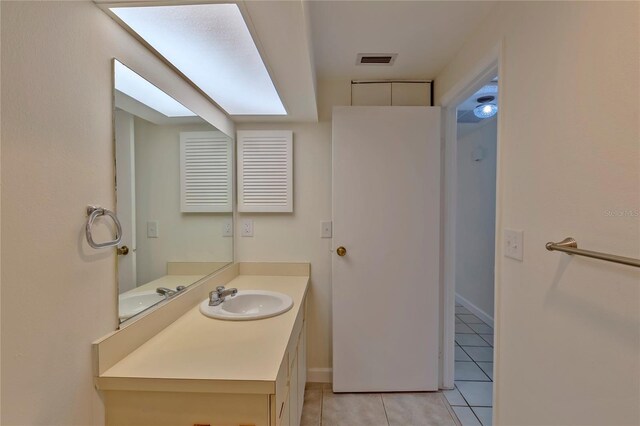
199, 290, 293, 321
119, 291, 165, 321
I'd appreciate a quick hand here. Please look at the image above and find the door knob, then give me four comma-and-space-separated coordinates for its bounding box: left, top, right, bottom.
336, 246, 347, 257
117, 245, 129, 256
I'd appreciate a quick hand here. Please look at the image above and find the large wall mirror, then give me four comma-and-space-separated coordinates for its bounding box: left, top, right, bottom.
113, 59, 233, 323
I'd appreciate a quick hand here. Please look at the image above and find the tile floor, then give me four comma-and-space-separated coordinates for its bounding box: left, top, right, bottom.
300, 383, 461, 426
299, 303, 493, 426
444, 303, 494, 426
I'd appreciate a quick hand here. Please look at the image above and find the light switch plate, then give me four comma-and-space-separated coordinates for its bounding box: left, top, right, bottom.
147, 221, 159, 238
321, 221, 332, 238
241, 219, 254, 237
504, 229, 524, 260
222, 220, 233, 237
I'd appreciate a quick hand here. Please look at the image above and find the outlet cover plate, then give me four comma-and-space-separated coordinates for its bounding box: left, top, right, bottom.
222, 220, 233, 237
241, 219, 254, 237
504, 229, 524, 261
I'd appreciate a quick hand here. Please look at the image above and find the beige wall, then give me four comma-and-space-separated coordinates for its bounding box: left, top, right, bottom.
437, 2, 639, 424
235, 79, 349, 377
455, 119, 497, 320
133, 118, 233, 285
235, 121, 333, 375
0, 2, 232, 425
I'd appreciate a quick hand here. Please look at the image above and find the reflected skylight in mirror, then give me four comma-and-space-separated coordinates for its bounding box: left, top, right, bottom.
114, 60, 196, 117
111, 4, 286, 116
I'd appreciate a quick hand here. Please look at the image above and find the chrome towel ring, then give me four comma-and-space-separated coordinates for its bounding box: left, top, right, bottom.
85, 205, 122, 249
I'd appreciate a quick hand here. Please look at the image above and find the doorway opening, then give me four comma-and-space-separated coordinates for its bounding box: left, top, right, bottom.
443, 78, 498, 426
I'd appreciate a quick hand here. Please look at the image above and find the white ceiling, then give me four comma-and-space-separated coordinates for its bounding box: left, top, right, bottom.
100, 0, 499, 122
308, 1, 497, 81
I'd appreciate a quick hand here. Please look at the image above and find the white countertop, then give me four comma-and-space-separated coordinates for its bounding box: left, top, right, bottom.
98, 274, 309, 394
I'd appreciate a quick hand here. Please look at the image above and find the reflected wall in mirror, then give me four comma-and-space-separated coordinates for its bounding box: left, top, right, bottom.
113, 59, 233, 323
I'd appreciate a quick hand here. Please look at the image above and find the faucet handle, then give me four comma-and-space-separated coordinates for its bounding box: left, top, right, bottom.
216, 286, 225, 292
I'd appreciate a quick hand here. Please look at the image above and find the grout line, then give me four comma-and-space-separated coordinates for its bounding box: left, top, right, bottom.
453, 309, 494, 425
452, 383, 486, 426
380, 394, 391, 426
441, 392, 464, 426
319, 386, 324, 426
453, 383, 471, 408
459, 344, 493, 382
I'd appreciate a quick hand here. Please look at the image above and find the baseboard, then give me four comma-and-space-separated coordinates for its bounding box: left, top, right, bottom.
307, 368, 332, 383
455, 294, 494, 328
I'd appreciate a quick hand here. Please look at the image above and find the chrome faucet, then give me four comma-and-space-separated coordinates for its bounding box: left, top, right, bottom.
156, 287, 176, 297
209, 286, 238, 306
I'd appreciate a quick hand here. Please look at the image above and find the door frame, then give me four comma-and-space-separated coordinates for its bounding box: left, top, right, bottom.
439, 42, 503, 390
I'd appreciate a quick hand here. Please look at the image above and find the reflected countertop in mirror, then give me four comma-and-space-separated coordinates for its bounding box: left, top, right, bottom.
113, 59, 233, 323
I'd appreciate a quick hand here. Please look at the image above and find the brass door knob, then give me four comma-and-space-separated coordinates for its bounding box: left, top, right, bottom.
336, 246, 347, 257
117, 245, 129, 256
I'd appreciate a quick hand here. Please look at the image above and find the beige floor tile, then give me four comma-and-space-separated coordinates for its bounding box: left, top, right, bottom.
306, 382, 325, 390
382, 392, 457, 426
322, 392, 388, 426
301, 390, 322, 426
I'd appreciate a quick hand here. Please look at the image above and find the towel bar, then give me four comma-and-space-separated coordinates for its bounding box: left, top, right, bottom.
546, 237, 640, 268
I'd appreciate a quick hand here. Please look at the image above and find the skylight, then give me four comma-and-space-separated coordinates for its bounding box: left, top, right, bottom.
114, 60, 196, 117
110, 4, 286, 116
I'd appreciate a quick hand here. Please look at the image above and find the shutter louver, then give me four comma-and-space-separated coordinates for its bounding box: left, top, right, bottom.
180, 131, 232, 213
238, 130, 293, 212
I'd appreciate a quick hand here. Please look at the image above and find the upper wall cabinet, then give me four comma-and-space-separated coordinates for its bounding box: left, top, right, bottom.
351, 81, 433, 106
237, 130, 293, 213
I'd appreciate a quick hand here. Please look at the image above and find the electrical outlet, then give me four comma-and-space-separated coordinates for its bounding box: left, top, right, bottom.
222, 221, 233, 237
504, 229, 524, 260
147, 221, 159, 238
321, 221, 332, 238
241, 219, 254, 237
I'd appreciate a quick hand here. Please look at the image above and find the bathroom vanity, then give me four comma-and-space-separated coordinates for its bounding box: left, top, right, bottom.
94, 263, 309, 426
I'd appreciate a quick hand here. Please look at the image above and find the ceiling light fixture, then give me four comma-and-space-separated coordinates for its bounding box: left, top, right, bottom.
114, 60, 196, 117
110, 4, 286, 116
473, 95, 498, 119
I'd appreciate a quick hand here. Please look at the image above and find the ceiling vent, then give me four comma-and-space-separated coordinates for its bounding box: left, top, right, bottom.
356, 53, 397, 66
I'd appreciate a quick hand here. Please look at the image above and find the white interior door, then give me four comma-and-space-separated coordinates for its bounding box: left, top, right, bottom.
332, 106, 441, 392
115, 110, 137, 293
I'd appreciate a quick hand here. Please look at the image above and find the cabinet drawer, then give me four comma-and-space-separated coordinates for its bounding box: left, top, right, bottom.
105, 391, 269, 426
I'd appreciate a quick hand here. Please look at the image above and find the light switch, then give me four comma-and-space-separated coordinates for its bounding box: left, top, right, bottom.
222, 220, 233, 237
321, 221, 332, 238
147, 221, 159, 238
241, 219, 254, 237
504, 229, 524, 260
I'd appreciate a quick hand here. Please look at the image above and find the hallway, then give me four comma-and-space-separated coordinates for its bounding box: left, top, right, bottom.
445, 303, 494, 425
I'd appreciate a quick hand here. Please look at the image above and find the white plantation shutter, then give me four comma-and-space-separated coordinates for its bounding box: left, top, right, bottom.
237, 130, 293, 212
180, 131, 233, 213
